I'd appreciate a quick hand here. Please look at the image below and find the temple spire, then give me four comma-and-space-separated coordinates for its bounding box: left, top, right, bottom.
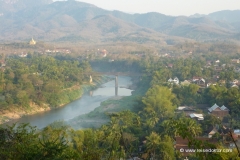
29, 37, 36, 45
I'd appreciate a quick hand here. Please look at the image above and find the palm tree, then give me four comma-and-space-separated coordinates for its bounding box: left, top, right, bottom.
144, 110, 159, 129
162, 119, 178, 138
178, 118, 202, 137
146, 132, 161, 160
163, 117, 202, 138
187, 119, 202, 137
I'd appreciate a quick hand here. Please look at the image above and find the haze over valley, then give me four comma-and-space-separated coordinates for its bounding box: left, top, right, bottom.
1, 0, 240, 159
0, 0, 239, 43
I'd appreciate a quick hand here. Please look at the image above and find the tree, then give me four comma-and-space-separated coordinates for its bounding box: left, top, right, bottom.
206, 84, 227, 105
158, 136, 175, 160
103, 111, 140, 159
172, 84, 200, 106
145, 132, 175, 160
0, 123, 80, 160
146, 132, 161, 160
150, 69, 172, 86
201, 114, 221, 130
16, 90, 30, 108
162, 117, 202, 138
0, 123, 39, 159
142, 85, 176, 121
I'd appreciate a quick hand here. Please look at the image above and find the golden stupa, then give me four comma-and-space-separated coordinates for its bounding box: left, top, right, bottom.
29, 38, 36, 45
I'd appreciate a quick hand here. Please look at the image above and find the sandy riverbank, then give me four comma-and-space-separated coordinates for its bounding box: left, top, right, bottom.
0, 104, 51, 124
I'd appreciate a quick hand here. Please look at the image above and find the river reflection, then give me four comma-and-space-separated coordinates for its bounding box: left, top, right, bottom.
4, 76, 133, 129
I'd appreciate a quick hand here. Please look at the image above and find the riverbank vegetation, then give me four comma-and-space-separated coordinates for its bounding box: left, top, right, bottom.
0, 54, 96, 123
2, 52, 240, 159
68, 87, 143, 129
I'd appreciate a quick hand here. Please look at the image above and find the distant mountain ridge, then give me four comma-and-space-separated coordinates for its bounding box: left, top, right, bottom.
208, 10, 240, 23
0, 0, 239, 43
0, 0, 53, 13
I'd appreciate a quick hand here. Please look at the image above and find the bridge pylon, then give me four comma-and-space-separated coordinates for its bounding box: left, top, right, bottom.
89, 75, 92, 83
115, 75, 118, 96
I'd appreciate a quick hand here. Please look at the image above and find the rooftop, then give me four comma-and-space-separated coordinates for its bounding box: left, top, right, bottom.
208, 103, 219, 112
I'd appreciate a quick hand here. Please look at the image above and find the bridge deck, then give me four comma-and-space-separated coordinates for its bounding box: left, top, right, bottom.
84, 72, 144, 76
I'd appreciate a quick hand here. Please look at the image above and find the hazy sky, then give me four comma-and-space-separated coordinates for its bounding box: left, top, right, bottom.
54, 0, 240, 16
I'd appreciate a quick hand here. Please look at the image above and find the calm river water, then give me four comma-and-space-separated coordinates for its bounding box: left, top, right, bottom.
4, 76, 133, 129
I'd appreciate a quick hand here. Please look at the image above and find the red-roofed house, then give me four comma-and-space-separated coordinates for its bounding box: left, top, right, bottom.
208, 104, 229, 118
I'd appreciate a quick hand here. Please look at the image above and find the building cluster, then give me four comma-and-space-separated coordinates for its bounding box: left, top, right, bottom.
168, 76, 207, 87
45, 48, 71, 54
231, 59, 240, 64
168, 76, 239, 89
18, 53, 28, 57
180, 103, 229, 119
166, 58, 240, 89
168, 77, 179, 85
96, 49, 108, 57
0, 60, 6, 67
175, 102, 240, 157
177, 103, 229, 122
208, 104, 229, 118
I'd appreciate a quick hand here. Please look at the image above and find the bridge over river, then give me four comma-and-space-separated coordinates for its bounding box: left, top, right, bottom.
86, 72, 144, 96
85, 71, 144, 77
3, 75, 134, 129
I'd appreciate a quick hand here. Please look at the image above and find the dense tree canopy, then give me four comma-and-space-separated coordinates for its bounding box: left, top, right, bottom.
2, 54, 240, 159
0, 56, 92, 108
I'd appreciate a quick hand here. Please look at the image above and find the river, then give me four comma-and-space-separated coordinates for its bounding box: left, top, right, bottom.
4, 76, 133, 129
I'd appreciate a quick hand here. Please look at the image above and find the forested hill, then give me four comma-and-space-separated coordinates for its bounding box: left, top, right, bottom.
0, 54, 92, 109
0, 0, 239, 42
